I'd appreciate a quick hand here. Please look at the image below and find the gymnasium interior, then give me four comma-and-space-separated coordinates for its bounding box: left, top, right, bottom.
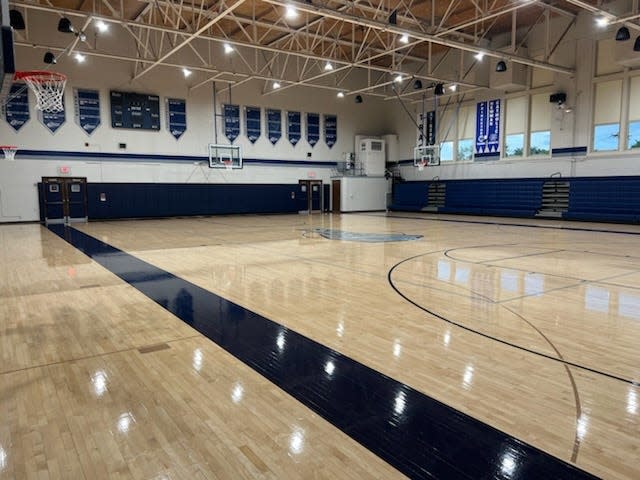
1, 0, 639, 478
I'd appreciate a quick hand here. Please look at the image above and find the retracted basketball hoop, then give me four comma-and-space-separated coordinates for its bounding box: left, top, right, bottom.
0, 146, 18, 161
14, 71, 67, 113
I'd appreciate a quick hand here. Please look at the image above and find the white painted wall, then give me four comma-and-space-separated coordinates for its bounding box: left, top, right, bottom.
339, 176, 388, 212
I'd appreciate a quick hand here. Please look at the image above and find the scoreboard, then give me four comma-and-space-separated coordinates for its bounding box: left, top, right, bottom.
110, 90, 160, 130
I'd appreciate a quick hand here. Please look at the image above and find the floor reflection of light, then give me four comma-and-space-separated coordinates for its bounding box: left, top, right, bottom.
192, 348, 203, 372
231, 382, 244, 404
276, 332, 286, 351
455, 267, 469, 284
584, 286, 610, 313
443, 331, 451, 347
524, 273, 544, 296
394, 391, 407, 415
117, 412, 135, 434
437, 260, 451, 281
500, 451, 517, 477
627, 387, 638, 415
393, 340, 402, 358
0, 446, 6, 471
619, 292, 640, 319
324, 360, 335, 376
336, 321, 344, 337
500, 270, 519, 292
289, 428, 305, 455
91, 370, 108, 398
576, 414, 589, 441
462, 365, 474, 389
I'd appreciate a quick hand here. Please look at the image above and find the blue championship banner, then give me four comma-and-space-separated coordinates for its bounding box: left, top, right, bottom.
287, 111, 301, 146
324, 114, 337, 148
267, 109, 282, 145
245, 106, 261, 144
39, 108, 66, 134
307, 112, 320, 147
5, 84, 29, 132
223, 104, 240, 142
166, 98, 186, 140
475, 99, 500, 157
74, 89, 101, 135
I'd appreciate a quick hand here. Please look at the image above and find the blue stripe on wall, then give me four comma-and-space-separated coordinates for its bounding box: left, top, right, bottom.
16, 149, 338, 167
552, 147, 587, 157
48, 224, 598, 480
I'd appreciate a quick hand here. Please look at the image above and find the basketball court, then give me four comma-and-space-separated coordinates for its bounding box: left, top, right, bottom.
1, 0, 640, 479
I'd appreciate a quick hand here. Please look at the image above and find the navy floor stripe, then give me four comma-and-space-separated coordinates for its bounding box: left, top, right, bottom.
48, 225, 598, 480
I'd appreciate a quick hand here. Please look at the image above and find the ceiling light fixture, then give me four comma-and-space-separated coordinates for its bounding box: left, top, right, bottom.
285, 5, 298, 19
448, 84, 457, 92
394, 74, 403, 83
182, 67, 192, 77
596, 17, 609, 28
496, 60, 507, 72
95, 20, 109, 33
399, 34, 409, 44
74, 52, 86, 63
224, 43, 233, 54
273, 81, 281, 89
355, 95, 363, 103
616, 26, 630, 41
43, 52, 57, 64
413, 79, 423, 90
434, 83, 445, 96
474, 51, 485, 61
324, 62, 334, 71
58, 17, 75, 33
634, 36, 640, 52
9, 10, 25, 30
337, 92, 345, 98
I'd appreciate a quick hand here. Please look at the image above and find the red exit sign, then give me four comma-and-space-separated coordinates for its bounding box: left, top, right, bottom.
58, 165, 71, 175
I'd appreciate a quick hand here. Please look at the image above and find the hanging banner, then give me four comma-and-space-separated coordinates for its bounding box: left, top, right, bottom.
5, 84, 29, 132
417, 111, 436, 147
307, 112, 320, 147
475, 101, 488, 154
287, 111, 301, 146
39, 108, 66, 134
267, 109, 281, 145
487, 99, 501, 153
223, 104, 240, 143
324, 114, 337, 148
74, 89, 101, 135
166, 98, 186, 140
245, 106, 261, 144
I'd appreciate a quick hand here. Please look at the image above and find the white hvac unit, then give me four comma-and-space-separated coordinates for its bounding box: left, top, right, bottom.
359, 138, 386, 176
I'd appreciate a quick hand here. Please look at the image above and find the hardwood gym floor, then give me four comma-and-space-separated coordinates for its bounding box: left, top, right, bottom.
1, 213, 639, 479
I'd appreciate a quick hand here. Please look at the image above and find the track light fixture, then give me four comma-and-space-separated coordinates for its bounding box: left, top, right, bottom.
43, 52, 57, 64
496, 60, 507, 72
616, 26, 631, 41
413, 79, 422, 90
9, 10, 25, 30
58, 17, 74, 33
434, 83, 445, 96
388, 9, 397, 25
355, 95, 363, 104
635, 36, 640, 52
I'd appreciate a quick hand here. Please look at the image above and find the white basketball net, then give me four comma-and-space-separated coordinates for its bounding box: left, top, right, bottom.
417, 160, 426, 171
223, 159, 233, 170
21, 73, 67, 113
1, 146, 17, 161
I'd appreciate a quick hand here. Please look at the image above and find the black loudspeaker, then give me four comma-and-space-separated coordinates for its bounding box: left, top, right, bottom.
550, 93, 567, 104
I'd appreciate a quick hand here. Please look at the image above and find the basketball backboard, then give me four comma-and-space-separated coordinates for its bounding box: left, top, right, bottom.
208, 144, 242, 169
414, 145, 440, 169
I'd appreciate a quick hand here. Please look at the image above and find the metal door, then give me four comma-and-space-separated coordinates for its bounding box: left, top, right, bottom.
66, 179, 88, 223
42, 178, 65, 224
41, 177, 88, 225
310, 181, 322, 212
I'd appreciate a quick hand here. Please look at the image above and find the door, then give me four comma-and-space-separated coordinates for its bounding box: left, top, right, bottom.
297, 180, 310, 213
332, 179, 341, 213
42, 178, 65, 224
310, 181, 322, 212
41, 177, 88, 225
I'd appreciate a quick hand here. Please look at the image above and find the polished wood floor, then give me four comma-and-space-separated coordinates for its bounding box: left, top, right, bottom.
1, 213, 639, 479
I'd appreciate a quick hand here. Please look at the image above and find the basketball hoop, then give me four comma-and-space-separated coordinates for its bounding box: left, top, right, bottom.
15, 71, 67, 113
417, 160, 426, 171
0, 146, 18, 161
223, 159, 233, 171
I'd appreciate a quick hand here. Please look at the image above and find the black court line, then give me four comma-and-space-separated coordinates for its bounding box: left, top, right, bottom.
388, 251, 639, 387
369, 212, 640, 236
47, 225, 597, 480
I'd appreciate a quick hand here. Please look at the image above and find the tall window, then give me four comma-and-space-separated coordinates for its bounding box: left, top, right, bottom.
439, 108, 455, 161
593, 80, 622, 152
529, 93, 551, 156
628, 77, 640, 149
457, 106, 475, 161
505, 96, 526, 157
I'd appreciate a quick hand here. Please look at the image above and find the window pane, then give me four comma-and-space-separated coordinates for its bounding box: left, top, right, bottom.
505, 133, 524, 157
593, 123, 620, 151
440, 141, 454, 161
457, 139, 473, 161
628, 121, 640, 149
529, 131, 550, 156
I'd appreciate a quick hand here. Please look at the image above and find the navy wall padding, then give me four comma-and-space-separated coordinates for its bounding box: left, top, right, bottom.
86, 183, 302, 219
390, 182, 430, 211
563, 178, 640, 223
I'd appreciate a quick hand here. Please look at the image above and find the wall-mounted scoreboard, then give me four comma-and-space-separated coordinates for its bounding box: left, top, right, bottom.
110, 90, 160, 130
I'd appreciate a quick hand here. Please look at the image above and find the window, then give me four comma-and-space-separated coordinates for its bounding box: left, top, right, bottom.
593, 80, 622, 152
594, 124, 620, 151
505, 133, 524, 157
529, 93, 551, 156
530, 131, 551, 155
440, 141, 454, 162
457, 106, 475, 161
627, 77, 640, 149
505, 97, 526, 157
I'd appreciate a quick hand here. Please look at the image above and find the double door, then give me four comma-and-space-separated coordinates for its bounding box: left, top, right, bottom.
298, 180, 322, 213
41, 177, 88, 225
